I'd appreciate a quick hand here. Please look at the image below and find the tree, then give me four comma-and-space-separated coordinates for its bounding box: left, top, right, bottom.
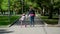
33, 0, 60, 19
0, 0, 3, 14
1, 0, 8, 14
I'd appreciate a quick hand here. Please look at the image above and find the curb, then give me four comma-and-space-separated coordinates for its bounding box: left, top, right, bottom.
46, 24, 60, 27
38, 14, 60, 27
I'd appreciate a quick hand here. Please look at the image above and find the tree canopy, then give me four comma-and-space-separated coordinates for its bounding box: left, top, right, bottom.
0, 0, 60, 15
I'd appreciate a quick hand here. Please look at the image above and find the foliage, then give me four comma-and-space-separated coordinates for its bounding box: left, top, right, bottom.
0, 16, 19, 25
1, 0, 8, 10
40, 16, 58, 24
0, 0, 60, 14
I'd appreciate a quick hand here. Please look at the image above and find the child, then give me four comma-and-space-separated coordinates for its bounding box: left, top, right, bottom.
19, 13, 26, 27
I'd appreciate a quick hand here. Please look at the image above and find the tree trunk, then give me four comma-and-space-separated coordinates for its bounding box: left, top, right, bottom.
1, 9, 3, 15
4, 11, 5, 15
48, 7, 53, 19
42, 7, 45, 16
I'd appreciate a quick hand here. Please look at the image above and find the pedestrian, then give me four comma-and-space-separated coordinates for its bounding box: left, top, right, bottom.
28, 5, 35, 27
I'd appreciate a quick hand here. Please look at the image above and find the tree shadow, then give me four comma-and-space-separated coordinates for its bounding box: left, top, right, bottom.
0, 29, 13, 34
52, 18, 59, 20
9, 17, 45, 27
13, 18, 44, 25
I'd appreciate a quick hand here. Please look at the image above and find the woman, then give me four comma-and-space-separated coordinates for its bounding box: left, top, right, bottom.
28, 5, 35, 27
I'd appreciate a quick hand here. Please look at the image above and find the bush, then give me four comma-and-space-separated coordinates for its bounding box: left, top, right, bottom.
40, 16, 58, 24
0, 16, 20, 25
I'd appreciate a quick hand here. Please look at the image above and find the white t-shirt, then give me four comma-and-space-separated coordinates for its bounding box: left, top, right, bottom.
20, 15, 25, 21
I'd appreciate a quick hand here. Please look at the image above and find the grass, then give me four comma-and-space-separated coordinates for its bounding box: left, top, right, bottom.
0, 16, 20, 26
40, 16, 59, 25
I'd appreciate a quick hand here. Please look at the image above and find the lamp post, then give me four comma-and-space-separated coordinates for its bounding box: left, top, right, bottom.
58, 8, 60, 25
21, 0, 24, 14
8, 0, 10, 23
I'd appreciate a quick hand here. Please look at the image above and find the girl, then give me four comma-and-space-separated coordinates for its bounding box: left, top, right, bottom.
19, 13, 26, 27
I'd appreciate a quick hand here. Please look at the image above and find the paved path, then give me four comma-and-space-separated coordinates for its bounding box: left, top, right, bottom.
0, 15, 60, 34
0, 26, 60, 34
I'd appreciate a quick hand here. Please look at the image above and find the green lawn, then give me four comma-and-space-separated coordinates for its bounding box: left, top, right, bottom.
0, 16, 20, 26
40, 16, 59, 25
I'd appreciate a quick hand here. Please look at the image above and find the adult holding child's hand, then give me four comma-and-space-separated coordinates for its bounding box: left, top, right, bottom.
28, 5, 35, 27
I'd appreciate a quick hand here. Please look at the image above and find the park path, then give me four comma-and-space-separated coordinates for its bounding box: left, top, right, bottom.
0, 14, 60, 34
7, 14, 46, 34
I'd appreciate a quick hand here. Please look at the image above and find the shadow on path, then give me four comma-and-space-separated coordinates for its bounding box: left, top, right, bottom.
0, 29, 13, 34
13, 16, 44, 26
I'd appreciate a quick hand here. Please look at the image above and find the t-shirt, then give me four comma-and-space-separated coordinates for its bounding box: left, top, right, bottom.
20, 16, 25, 21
